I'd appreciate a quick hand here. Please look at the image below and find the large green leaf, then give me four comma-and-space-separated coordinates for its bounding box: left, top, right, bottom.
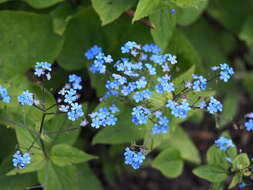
133, 0, 161, 22
0, 11, 63, 78
158, 126, 200, 164
240, 14, 253, 47
152, 148, 184, 178
38, 161, 79, 190
24, 0, 63, 8
193, 165, 228, 183
232, 153, 250, 170
91, 0, 137, 25
150, 7, 176, 52
50, 144, 97, 166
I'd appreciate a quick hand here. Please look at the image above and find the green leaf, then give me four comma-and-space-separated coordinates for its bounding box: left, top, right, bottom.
91, 0, 136, 25
133, 0, 161, 22
152, 148, 184, 178
24, 0, 63, 8
0, 11, 63, 78
51, 144, 97, 166
193, 165, 228, 183
158, 126, 200, 164
76, 163, 103, 190
239, 14, 253, 46
232, 153, 250, 170
229, 173, 243, 189
211, 183, 224, 190
177, 0, 208, 26
150, 7, 176, 52
44, 114, 82, 146
92, 104, 144, 144
243, 72, 253, 94
38, 161, 79, 190
171, 0, 206, 8
167, 29, 202, 73
50, 2, 76, 36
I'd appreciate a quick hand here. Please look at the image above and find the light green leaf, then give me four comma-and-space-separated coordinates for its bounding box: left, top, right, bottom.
158, 126, 200, 164
193, 165, 228, 183
229, 173, 242, 189
171, 0, 206, 8
211, 183, 224, 190
243, 72, 253, 94
232, 153, 250, 170
51, 144, 97, 166
152, 148, 184, 178
150, 7, 176, 52
133, 0, 161, 22
24, 0, 63, 8
0, 11, 63, 78
91, 0, 137, 25
38, 161, 78, 190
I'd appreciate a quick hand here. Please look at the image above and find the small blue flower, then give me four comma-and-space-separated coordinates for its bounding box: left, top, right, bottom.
132, 106, 151, 125
135, 77, 147, 89
211, 64, 234, 82
152, 112, 169, 134
0, 85, 11, 103
191, 74, 207, 91
207, 97, 223, 114
244, 119, 253, 131
67, 103, 84, 121
18, 90, 34, 106
166, 99, 191, 119
145, 64, 156, 75
85, 45, 102, 60
198, 101, 206, 109
89, 104, 120, 128
124, 147, 145, 169
12, 151, 31, 169
121, 41, 139, 54
121, 82, 137, 96
142, 43, 160, 54
68, 74, 82, 90
215, 136, 235, 151
34, 62, 52, 80
155, 75, 174, 94
133, 89, 152, 103
245, 112, 253, 118
167, 54, 177, 65
64, 88, 78, 104
170, 9, 176, 14
239, 183, 246, 189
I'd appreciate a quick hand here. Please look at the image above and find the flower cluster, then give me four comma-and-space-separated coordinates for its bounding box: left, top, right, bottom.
18, 90, 34, 106
58, 74, 84, 121
12, 151, 31, 169
211, 63, 234, 82
85, 41, 235, 169
215, 136, 235, 151
124, 147, 145, 169
166, 99, 191, 119
0, 85, 10, 103
152, 111, 169, 134
89, 104, 119, 128
34, 62, 52, 80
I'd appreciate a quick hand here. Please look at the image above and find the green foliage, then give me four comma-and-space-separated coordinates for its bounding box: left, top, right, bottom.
232, 153, 250, 170
152, 148, 184, 178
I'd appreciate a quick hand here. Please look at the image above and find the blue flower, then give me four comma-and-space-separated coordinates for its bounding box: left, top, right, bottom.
34, 62, 52, 80
170, 9, 176, 14
239, 183, 246, 189
244, 119, 253, 131
12, 151, 31, 169
67, 103, 84, 121
121, 41, 140, 54
145, 64, 156, 75
132, 106, 151, 125
121, 82, 137, 96
0, 85, 10, 103
135, 77, 147, 89
167, 54, 177, 65
215, 136, 235, 151
124, 147, 145, 169
89, 104, 120, 128
198, 101, 206, 109
166, 99, 191, 119
142, 43, 160, 54
68, 74, 82, 90
211, 64, 234, 82
245, 112, 253, 118
85, 45, 102, 60
207, 97, 223, 114
152, 112, 169, 134
191, 74, 207, 91
64, 88, 78, 104
18, 90, 33, 106
155, 75, 175, 94
133, 89, 152, 103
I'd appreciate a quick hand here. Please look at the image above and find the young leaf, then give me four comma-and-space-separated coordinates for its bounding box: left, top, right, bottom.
152, 148, 184, 178
193, 165, 228, 183
229, 173, 243, 189
150, 7, 176, 52
133, 0, 161, 22
50, 144, 97, 167
91, 0, 137, 25
232, 153, 250, 170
